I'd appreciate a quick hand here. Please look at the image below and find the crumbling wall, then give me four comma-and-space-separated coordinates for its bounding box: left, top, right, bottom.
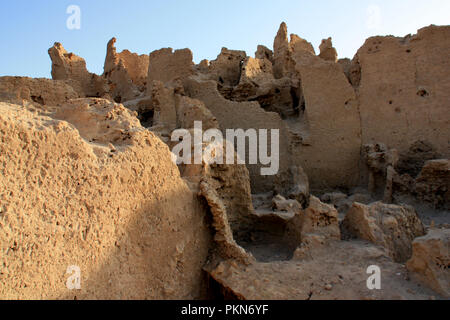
0, 100, 211, 299
184, 76, 293, 194
0, 76, 80, 107
292, 51, 362, 190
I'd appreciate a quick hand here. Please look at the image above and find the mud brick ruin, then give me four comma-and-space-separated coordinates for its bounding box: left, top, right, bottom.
0, 23, 449, 299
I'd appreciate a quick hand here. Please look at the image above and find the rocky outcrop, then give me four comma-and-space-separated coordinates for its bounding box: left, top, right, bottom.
393, 159, 450, 210
273, 22, 290, 79
407, 228, 450, 298
342, 202, 425, 262
0, 100, 211, 299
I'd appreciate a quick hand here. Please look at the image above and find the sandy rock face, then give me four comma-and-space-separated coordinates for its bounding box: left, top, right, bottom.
407, 228, 450, 298
0, 101, 211, 299
0, 76, 80, 107
342, 202, 425, 262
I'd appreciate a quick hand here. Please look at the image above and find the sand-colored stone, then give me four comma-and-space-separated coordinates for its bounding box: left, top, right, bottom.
318, 37, 338, 62
104, 38, 149, 91
184, 76, 294, 194
146, 48, 194, 93
292, 51, 362, 190
48, 43, 108, 98
208, 48, 247, 87
0, 76, 80, 107
255, 45, 273, 63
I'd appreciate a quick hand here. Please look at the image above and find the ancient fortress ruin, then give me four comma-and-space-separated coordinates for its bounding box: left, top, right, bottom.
0, 23, 448, 299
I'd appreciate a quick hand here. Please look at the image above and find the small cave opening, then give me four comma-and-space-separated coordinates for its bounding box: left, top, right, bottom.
137, 109, 154, 128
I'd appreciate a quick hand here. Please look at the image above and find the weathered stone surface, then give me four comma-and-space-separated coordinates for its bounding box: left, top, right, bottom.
208, 48, 247, 87
363, 143, 399, 202
356, 25, 450, 159
146, 48, 194, 93
393, 159, 449, 210
318, 37, 338, 62
292, 51, 362, 190
415, 159, 450, 209
103, 38, 145, 102
396, 140, 442, 178
48, 43, 108, 98
0, 101, 211, 299
255, 45, 273, 63
104, 38, 149, 91
0, 76, 80, 107
54, 98, 141, 145
176, 96, 218, 131
342, 202, 426, 262
299, 196, 341, 241
200, 164, 255, 264
184, 76, 296, 194
407, 228, 450, 298
273, 22, 290, 79
290, 34, 315, 56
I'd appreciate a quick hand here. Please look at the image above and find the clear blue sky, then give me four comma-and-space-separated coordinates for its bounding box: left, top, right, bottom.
1, 0, 449, 78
